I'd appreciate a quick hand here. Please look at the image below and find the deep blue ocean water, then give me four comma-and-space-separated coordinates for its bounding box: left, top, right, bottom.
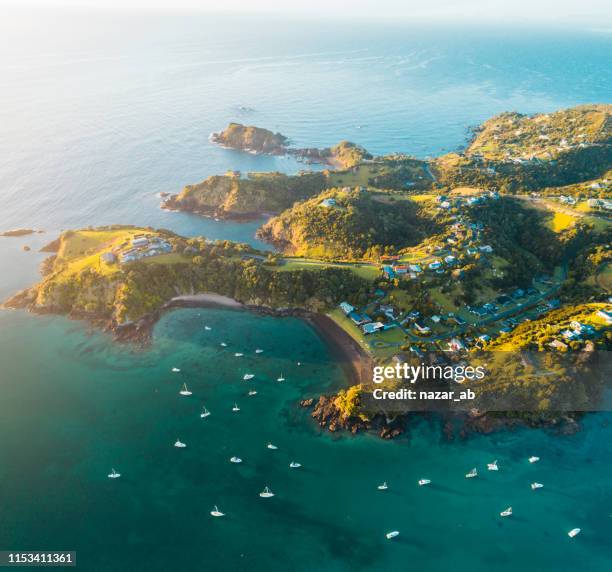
0, 8, 611, 571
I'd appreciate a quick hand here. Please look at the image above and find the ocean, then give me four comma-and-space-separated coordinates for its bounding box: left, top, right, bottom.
0, 8, 611, 571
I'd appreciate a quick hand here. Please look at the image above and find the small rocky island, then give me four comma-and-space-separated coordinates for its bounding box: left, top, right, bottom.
210, 123, 289, 154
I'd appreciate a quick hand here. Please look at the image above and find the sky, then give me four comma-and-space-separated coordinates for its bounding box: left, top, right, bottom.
1, 0, 611, 25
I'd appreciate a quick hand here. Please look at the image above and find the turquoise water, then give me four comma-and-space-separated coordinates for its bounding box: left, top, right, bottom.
0, 309, 610, 571
0, 8, 611, 571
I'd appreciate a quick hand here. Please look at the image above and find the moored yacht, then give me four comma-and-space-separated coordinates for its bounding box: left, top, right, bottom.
200, 406, 211, 418
267, 443, 278, 450
248, 390, 257, 396
277, 375, 285, 382
210, 505, 225, 517
235, 353, 243, 357
232, 403, 240, 412
243, 374, 255, 380
377, 482, 388, 490
528, 456, 540, 464
568, 528, 581, 538
386, 531, 399, 539
465, 468, 478, 478
487, 460, 499, 471
172, 367, 181, 372
230, 456, 242, 463
108, 468, 121, 479
179, 383, 192, 396
259, 486, 274, 498
500, 507, 512, 517
531, 482, 544, 490
418, 479, 431, 486
289, 461, 301, 468
174, 439, 186, 448
255, 349, 264, 354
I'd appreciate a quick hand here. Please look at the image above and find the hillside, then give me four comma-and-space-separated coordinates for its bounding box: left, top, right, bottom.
164, 171, 328, 218
3, 226, 369, 329
257, 187, 434, 259
432, 104, 612, 191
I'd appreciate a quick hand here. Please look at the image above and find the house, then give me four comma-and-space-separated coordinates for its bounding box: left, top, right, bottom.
444, 255, 457, 265
430, 315, 441, 323
131, 237, 149, 248
479, 245, 493, 253
511, 288, 525, 299
394, 265, 408, 274
570, 321, 595, 335
349, 312, 371, 326
101, 252, 116, 264
339, 302, 354, 315
448, 338, 466, 352
477, 334, 491, 343
319, 198, 336, 208
561, 329, 580, 341
466, 247, 478, 256
549, 339, 568, 351
408, 264, 422, 273
380, 305, 396, 319
406, 310, 421, 321
439, 201, 451, 209
413, 322, 431, 335
383, 266, 395, 279
596, 309, 612, 324
362, 322, 384, 335
428, 261, 442, 271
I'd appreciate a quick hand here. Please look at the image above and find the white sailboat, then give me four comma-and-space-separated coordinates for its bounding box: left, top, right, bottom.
107, 468, 121, 479
289, 461, 301, 468
267, 443, 278, 450
243, 374, 255, 380
277, 375, 285, 382
235, 353, 244, 357
179, 383, 192, 396
255, 349, 264, 354
230, 456, 242, 463
171, 367, 181, 373
500, 507, 512, 517
210, 505, 225, 517
232, 403, 240, 412
377, 482, 388, 490
528, 456, 540, 464
174, 439, 186, 448
568, 528, 581, 538
386, 531, 400, 539
259, 486, 274, 498
531, 482, 544, 490
418, 479, 431, 486
487, 460, 499, 471
200, 406, 211, 418
220, 342, 227, 347
465, 468, 478, 478
204, 326, 212, 331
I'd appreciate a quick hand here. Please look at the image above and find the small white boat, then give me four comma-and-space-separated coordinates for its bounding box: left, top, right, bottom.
204, 326, 212, 331
230, 456, 242, 463
174, 439, 186, 448
377, 482, 388, 490
277, 375, 285, 382
267, 443, 278, 450
171, 367, 181, 373
108, 468, 121, 479
568, 528, 581, 538
232, 403, 240, 412
234, 353, 243, 357
179, 383, 192, 396
200, 406, 211, 418
466, 468, 478, 479
531, 482, 544, 490
528, 456, 540, 464
297, 362, 302, 366
255, 349, 264, 354
289, 461, 301, 468
243, 374, 255, 381
259, 486, 274, 498
386, 531, 400, 540
500, 507, 512, 517
220, 342, 227, 347
210, 505, 225, 517
418, 479, 431, 486
248, 390, 257, 396
487, 460, 499, 471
